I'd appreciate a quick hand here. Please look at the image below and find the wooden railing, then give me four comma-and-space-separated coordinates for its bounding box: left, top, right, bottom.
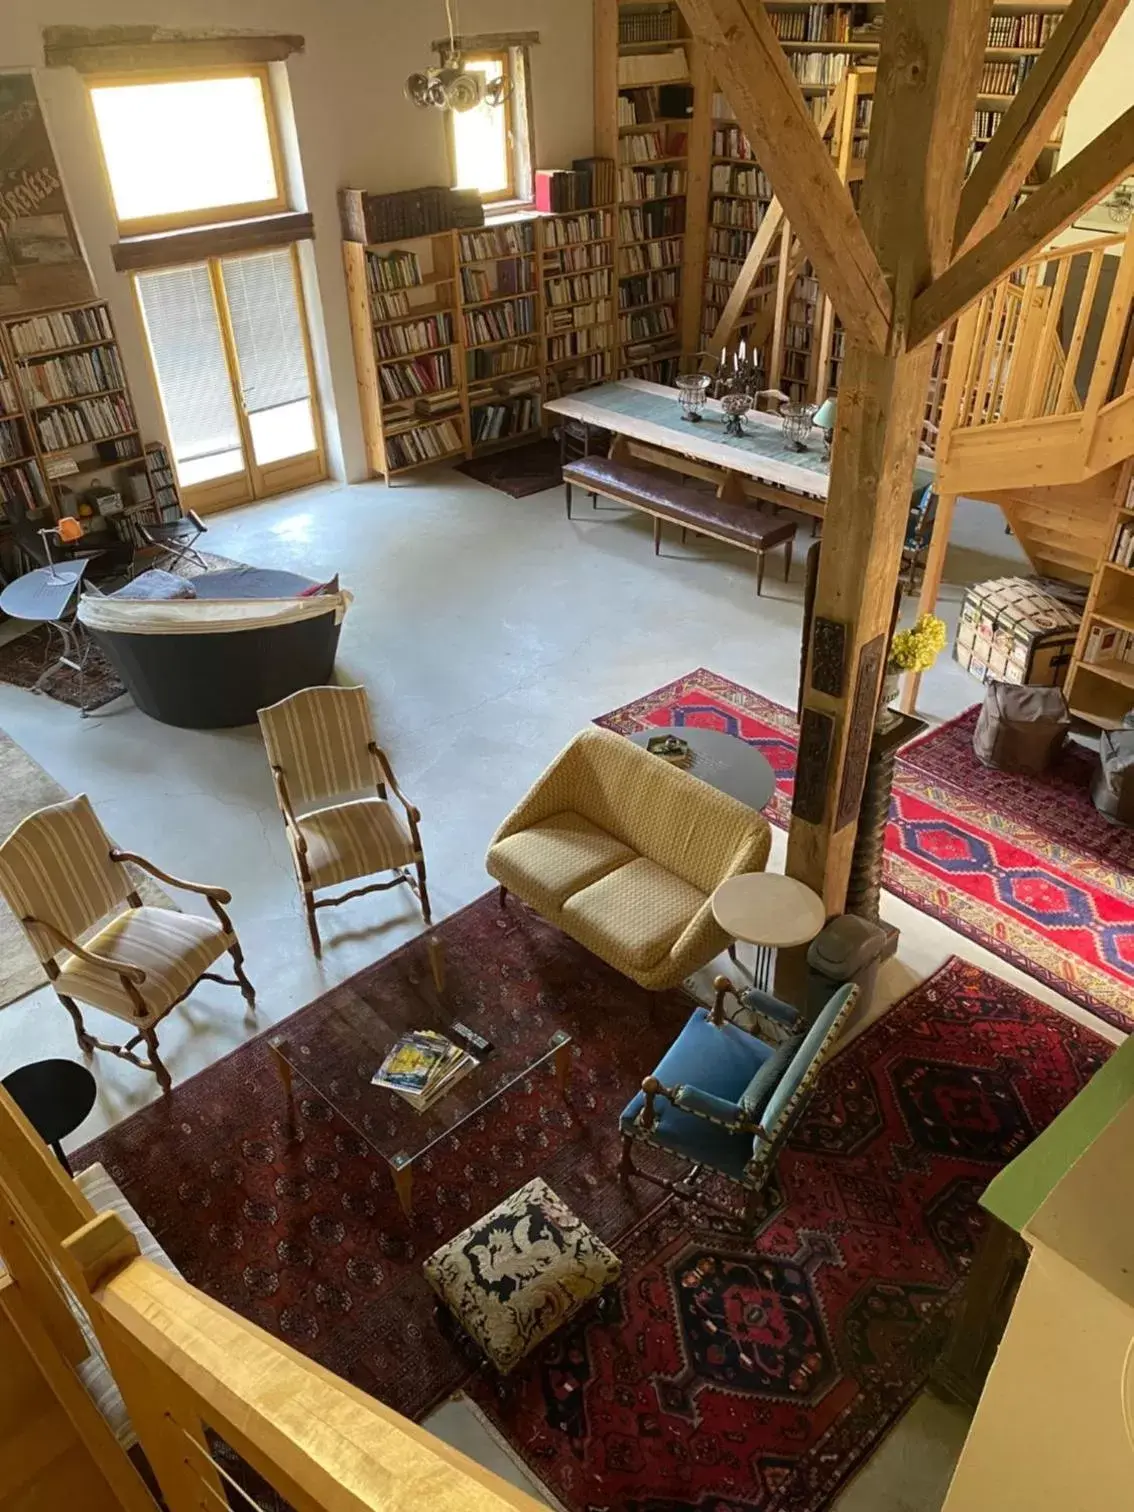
943, 231, 1130, 442
0, 1086, 544, 1512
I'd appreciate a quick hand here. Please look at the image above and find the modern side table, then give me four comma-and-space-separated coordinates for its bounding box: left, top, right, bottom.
711, 872, 827, 998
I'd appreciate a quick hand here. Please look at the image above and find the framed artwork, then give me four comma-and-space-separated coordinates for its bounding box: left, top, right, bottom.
0, 71, 94, 314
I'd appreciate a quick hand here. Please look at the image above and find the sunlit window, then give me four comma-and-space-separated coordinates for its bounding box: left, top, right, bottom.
89, 71, 284, 232
449, 56, 516, 202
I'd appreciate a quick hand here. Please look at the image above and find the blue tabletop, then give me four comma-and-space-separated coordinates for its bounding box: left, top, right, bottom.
0, 559, 88, 623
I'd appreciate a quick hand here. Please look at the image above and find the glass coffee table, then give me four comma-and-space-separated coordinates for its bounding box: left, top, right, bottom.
270, 993, 572, 1218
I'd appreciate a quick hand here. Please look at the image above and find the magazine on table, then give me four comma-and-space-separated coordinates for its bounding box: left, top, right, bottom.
372, 1029, 475, 1111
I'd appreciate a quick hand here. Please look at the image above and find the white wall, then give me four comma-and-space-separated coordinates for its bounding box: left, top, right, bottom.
1059, 7, 1134, 166
0, 0, 594, 482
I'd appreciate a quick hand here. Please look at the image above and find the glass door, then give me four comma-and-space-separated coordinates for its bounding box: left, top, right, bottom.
135, 245, 324, 512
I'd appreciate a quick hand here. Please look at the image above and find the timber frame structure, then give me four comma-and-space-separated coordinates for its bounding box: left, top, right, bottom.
675, 0, 1134, 914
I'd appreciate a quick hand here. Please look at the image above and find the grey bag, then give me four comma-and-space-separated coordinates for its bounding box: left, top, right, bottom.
1092, 727, 1134, 826
972, 681, 1070, 775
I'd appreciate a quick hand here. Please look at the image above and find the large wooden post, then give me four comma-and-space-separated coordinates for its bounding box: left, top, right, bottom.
785, 0, 994, 912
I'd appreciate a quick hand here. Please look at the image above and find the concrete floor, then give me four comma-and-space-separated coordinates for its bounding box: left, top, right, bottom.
0, 470, 1120, 1509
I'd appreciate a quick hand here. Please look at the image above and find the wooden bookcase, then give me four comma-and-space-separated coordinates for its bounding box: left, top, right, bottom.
0, 299, 146, 528
458, 218, 544, 452
0, 339, 52, 531
1064, 470, 1134, 729
541, 208, 617, 395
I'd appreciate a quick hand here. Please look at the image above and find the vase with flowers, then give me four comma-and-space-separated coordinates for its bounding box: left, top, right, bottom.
878, 613, 947, 729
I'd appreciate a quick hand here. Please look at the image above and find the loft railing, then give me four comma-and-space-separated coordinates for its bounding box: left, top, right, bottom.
0, 1085, 542, 1512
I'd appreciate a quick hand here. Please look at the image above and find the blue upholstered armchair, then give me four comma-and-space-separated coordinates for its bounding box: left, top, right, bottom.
619, 980, 858, 1227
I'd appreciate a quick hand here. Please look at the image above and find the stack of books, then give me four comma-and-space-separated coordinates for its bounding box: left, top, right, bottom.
372, 1029, 475, 1111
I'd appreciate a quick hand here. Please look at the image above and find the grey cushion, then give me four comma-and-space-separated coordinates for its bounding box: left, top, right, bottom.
739, 1034, 803, 1119
111, 568, 196, 601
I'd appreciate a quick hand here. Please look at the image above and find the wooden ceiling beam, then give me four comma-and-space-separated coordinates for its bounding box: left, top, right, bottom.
910, 102, 1134, 346
677, 0, 892, 352
954, 0, 1131, 255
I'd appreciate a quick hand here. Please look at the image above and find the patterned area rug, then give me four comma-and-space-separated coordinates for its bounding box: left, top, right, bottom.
469, 955, 1109, 1512
73, 902, 1108, 1508
598, 668, 1134, 1031
456, 437, 563, 498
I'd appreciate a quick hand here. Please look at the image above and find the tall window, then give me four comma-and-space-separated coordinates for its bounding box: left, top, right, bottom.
89, 69, 285, 233
448, 50, 532, 204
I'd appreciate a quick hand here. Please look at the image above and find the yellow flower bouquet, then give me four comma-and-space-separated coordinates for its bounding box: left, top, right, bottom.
888, 613, 947, 674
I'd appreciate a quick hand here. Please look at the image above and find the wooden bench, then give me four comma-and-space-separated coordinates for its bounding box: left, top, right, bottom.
562, 455, 797, 595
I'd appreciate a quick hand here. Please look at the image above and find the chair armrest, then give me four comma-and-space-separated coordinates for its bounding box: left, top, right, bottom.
739, 986, 803, 1045
267, 767, 306, 855
109, 850, 232, 904
673, 1085, 751, 1131
25, 916, 146, 985
369, 743, 420, 822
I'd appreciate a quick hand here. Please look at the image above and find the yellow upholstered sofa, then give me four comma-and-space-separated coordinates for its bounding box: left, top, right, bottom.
485, 726, 772, 990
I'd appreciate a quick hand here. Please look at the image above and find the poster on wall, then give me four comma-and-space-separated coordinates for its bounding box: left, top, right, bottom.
0, 71, 94, 316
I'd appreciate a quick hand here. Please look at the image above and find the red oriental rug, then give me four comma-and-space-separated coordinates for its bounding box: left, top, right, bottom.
598, 668, 1134, 1032
469, 954, 1107, 1512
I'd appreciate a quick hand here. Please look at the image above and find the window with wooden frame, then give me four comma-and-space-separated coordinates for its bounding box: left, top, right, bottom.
88, 67, 287, 235
447, 49, 533, 204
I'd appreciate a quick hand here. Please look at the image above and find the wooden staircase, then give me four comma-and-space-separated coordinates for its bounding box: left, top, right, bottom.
936, 227, 1134, 584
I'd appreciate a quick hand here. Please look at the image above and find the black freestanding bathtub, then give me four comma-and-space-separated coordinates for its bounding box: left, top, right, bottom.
77, 567, 350, 728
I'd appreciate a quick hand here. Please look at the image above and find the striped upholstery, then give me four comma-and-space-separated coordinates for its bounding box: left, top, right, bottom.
258, 685, 378, 807
0, 794, 131, 962
293, 798, 415, 890
56, 907, 230, 1022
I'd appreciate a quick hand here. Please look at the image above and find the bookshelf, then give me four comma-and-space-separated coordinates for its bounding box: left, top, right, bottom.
541, 207, 617, 395
0, 299, 147, 534
1064, 477, 1134, 730
457, 218, 544, 453
0, 337, 52, 533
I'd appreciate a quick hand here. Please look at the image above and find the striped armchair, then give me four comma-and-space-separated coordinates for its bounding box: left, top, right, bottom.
0, 795, 255, 1092
257, 685, 441, 987
486, 726, 771, 990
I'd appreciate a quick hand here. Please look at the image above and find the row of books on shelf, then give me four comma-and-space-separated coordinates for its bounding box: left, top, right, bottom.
979, 58, 1036, 96
619, 203, 684, 240
972, 108, 1008, 141
7, 305, 114, 356
467, 341, 539, 380
712, 124, 757, 161
711, 165, 773, 199
543, 210, 612, 248
0, 458, 49, 517
535, 158, 616, 213
618, 166, 687, 200
35, 394, 135, 452
768, 5, 852, 43
0, 372, 19, 414
375, 312, 453, 360
0, 417, 27, 461
620, 270, 680, 309
622, 237, 683, 271
712, 197, 769, 231
789, 52, 852, 87
1082, 624, 1134, 667
546, 242, 611, 274
385, 418, 462, 472
618, 129, 688, 164
379, 352, 453, 403
620, 306, 676, 343
340, 186, 482, 246
549, 326, 612, 361
785, 322, 813, 354
709, 226, 763, 260
366, 248, 426, 294
142, 446, 181, 521
470, 395, 540, 445
460, 263, 534, 302
618, 3, 677, 45
546, 269, 612, 305
707, 256, 775, 290
547, 301, 612, 335
23, 346, 126, 408
463, 298, 536, 347
458, 223, 535, 261
987, 12, 1060, 48
1111, 522, 1134, 568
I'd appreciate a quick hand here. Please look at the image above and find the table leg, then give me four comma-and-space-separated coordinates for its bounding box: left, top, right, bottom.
551, 1031, 572, 1096
269, 1037, 294, 1097
51, 1141, 73, 1177
391, 1155, 414, 1219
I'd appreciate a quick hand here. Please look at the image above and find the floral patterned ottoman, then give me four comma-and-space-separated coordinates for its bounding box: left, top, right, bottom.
422, 1176, 622, 1372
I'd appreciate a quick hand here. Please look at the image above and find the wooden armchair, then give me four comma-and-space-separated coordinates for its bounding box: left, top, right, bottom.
0, 795, 254, 1092
619, 981, 858, 1227
257, 685, 441, 987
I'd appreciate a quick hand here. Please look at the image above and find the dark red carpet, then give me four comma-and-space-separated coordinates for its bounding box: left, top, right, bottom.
468, 955, 1110, 1512
598, 668, 1134, 1031
75, 894, 1110, 1511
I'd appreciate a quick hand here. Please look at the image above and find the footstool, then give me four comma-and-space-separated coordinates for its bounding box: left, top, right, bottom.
422, 1176, 621, 1373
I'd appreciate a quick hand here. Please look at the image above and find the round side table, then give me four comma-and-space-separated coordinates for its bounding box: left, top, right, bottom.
2, 1058, 97, 1175
712, 873, 826, 992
